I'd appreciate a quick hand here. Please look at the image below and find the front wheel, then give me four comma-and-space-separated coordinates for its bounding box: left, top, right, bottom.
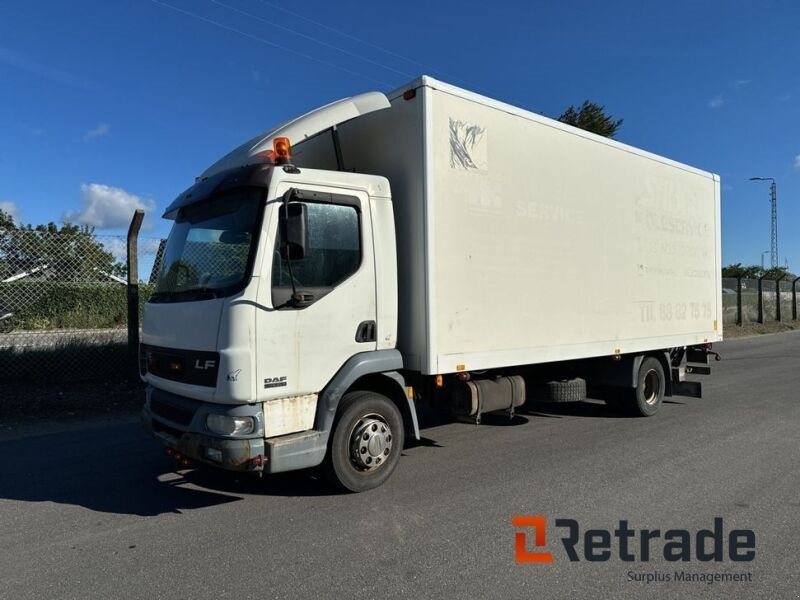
325, 391, 404, 492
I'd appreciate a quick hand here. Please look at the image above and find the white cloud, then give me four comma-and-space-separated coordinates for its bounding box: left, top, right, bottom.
83, 122, 110, 141
794, 155, 800, 171
63, 183, 155, 229
732, 79, 751, 88
708, 95, 725, 109
0, 200, 19, 222
778, 93, 791, 102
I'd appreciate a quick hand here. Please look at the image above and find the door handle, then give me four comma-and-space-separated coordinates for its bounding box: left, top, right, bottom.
355, 320, 376, 343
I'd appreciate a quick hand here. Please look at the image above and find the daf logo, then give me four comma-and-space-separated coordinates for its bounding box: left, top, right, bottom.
264, 376, 288, 389
195, 359, 216, 370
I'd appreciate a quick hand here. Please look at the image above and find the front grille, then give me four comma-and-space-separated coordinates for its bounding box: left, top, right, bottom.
141, 344, 219, 387
150, 396, 196, 426
152, 419, 185, 439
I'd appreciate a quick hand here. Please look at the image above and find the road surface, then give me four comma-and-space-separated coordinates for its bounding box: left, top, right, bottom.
1, 332, 798, 599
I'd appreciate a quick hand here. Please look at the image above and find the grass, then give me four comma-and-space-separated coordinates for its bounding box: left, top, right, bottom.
723, 321, 799, 339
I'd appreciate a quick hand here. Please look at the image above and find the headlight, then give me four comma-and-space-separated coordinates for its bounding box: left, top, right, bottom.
206, 414, 255, 436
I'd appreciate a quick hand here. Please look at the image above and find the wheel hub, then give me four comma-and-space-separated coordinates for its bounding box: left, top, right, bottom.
350, 415, 393, 471
643, 369, 660, 405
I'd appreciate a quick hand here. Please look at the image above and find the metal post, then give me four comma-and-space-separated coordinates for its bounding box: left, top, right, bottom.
127, 210, 145, 381
736, 276, 743, 326
793, 276, 800, 321
770, 181, 778, 268
750, 177, 778, 269
776, 274, 786, 322
757, 274, 766, 324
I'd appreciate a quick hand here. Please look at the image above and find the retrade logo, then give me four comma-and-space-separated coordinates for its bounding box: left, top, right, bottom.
512, 516, 554, 563
513, 516, 755, 564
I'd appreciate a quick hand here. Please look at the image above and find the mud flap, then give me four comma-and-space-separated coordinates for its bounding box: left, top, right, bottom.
671, 381, 702, 398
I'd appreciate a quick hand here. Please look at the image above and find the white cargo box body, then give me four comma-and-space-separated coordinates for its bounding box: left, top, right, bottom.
338, 76, 722, 375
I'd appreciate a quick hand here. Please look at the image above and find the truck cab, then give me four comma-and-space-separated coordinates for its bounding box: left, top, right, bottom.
141, 93, 417, 492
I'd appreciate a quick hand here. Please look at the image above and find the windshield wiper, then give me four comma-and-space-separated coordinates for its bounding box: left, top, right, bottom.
183, 287, 219, 300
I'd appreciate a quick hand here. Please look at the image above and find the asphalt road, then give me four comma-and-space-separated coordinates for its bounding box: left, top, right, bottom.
1, 332, 799, 599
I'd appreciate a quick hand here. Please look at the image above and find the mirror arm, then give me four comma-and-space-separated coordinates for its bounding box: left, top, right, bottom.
281, 189, 300, 303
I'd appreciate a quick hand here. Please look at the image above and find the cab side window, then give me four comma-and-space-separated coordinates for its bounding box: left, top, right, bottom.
271, 201, 361, 306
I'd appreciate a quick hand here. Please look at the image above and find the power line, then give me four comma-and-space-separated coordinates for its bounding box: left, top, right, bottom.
253, 0, 469, 86
150, 0, 393, 86
211, 0, 414, 79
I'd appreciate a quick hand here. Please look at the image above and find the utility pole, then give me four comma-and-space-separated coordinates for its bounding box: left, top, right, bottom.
750, 177, 778, 268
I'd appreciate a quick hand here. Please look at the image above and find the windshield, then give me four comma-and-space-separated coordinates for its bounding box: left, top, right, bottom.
151, 189, 263, 302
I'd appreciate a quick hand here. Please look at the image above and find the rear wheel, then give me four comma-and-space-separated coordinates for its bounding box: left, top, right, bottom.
623, 356, 665, 417
325, 391, 404, 492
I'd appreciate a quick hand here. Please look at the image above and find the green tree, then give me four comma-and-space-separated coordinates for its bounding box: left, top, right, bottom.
558, 101, 623, 138
763, 266, 795, 280
0, 219, 124, 281
721, 263, 762, 278
721, 263, 795, 280
0, 208, 14, 229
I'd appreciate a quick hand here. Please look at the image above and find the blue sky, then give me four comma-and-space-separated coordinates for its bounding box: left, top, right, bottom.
1, 0, 798, 269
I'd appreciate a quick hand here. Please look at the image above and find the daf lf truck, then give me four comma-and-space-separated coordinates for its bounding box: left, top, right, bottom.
141, 76, 722, 491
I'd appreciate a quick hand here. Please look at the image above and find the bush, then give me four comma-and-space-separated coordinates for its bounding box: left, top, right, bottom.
0, 281, 153, 330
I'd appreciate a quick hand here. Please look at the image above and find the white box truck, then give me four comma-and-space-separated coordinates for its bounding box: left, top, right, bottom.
141, 76, 722, 491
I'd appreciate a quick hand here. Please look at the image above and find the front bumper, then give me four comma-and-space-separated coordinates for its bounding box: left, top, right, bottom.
142, 386, 265, 472
142, 386, 328, 474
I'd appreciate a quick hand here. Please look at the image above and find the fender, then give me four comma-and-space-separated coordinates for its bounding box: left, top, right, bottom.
375, 370, 421, 440
589, 351, 673, 396
315, 349, 410, 433
265, 350, 416, 474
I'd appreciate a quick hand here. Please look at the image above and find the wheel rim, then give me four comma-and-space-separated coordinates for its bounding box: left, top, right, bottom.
643, 369, 660, 405
349, 413, 393, 471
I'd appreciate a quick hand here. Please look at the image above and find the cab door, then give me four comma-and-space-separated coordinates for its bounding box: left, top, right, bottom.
256, 182, 376, 404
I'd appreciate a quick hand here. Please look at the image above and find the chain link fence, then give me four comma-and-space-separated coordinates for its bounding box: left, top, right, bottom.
0, 227, 164, 384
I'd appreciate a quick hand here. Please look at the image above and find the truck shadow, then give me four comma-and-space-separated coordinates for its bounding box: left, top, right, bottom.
0, 423, 245, 516
0, 398, 665, 511
522, 399, 630, 419
182, 467, 343, 497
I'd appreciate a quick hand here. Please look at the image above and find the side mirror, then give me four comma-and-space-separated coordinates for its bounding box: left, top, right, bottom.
280, 199, 308, 260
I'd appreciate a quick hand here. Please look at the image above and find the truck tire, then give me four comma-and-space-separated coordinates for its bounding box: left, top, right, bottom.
623, 357, 665, 417
544, 378, 586, 403
325, 391, 404, 492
